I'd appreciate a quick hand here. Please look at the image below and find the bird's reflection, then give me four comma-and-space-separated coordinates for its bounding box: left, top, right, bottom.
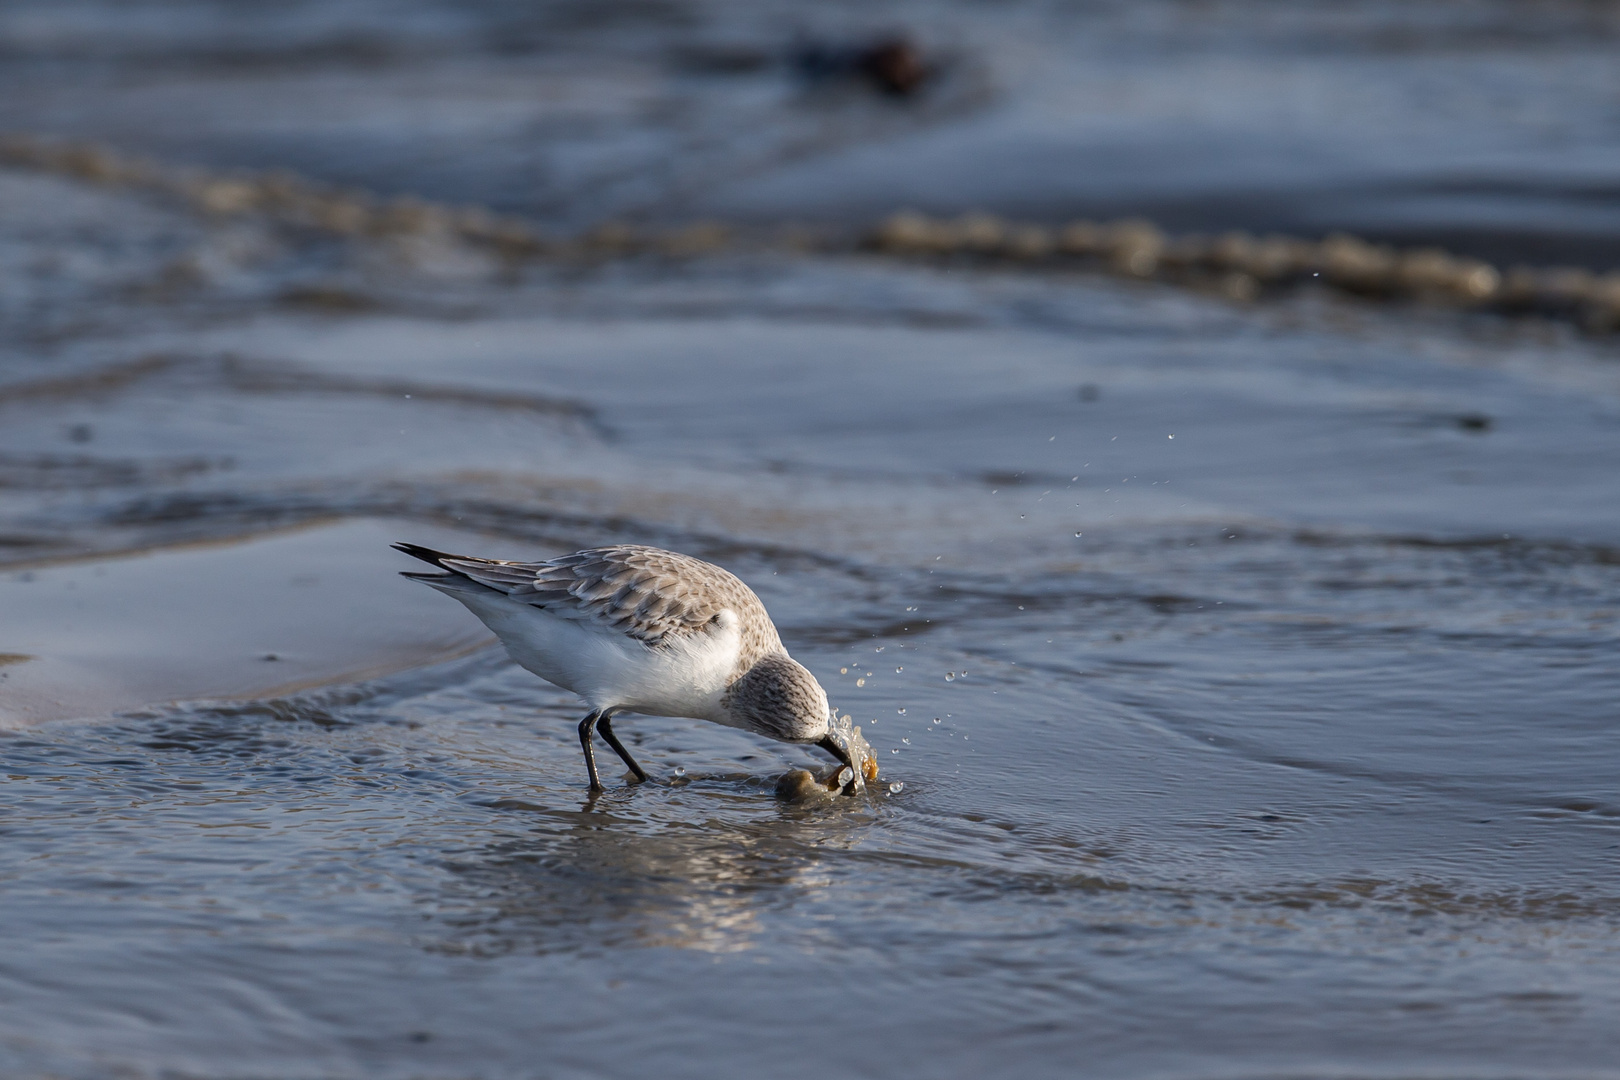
431, 776, 877, 956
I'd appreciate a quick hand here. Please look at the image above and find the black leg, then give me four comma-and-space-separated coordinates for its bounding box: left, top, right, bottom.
596, 714, 649, 783
577, 710, 604, 792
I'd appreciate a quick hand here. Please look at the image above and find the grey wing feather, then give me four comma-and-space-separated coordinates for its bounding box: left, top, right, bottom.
436, 545, 741, 645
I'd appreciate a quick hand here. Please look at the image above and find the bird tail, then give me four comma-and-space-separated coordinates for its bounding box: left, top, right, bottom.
392, 541, 461, 569
392, 541, 500, 595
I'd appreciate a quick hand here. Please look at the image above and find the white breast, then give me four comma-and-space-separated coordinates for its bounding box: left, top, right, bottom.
450, 590, 742, 720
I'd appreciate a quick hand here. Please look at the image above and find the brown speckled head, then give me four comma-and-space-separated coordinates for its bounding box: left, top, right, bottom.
719, 653, 831, 743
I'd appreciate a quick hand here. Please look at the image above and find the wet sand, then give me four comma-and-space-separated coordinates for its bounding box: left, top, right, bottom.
0, 3, 1618, 1079
0, 519, 496, 726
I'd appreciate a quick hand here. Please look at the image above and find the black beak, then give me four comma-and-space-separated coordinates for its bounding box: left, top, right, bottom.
816, 734, 857, 793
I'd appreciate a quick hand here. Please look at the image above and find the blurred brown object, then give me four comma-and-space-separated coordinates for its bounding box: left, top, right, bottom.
796, 35, 931, 98
858, 37, 927, 96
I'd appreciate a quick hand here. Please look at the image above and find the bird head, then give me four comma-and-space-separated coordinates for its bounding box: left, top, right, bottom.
720, 653, 831, 743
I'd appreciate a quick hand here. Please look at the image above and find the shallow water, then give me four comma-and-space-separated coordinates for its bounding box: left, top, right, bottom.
2, 3, 1620, 1079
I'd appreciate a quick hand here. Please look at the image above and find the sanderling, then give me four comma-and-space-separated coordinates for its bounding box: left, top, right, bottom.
393, 542, 855, 791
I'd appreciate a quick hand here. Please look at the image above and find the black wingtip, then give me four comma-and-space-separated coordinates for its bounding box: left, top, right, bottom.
392, 541, 457, 568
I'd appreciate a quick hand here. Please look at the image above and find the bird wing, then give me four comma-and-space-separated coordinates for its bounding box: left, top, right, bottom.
394, 542, 765, 647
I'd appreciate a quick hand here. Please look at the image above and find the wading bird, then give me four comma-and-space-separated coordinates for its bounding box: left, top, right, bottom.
393, 542, 856, 791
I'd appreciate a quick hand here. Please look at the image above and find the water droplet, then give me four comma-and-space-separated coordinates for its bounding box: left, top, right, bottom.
932, 717, 941, 724
895, 666, 903, 673
889, 781, 905, 794
837, 767, 853, 788
856, 678, 866, 687
840, 667, 848, 674
1019, 514, 1026, 520
673, 766, 686, 777
890, 748, 899, 754
897, 707, 906, 714
901, 738, 911, 745
875, 646, 885, 652
1074, 531, 1082, 538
